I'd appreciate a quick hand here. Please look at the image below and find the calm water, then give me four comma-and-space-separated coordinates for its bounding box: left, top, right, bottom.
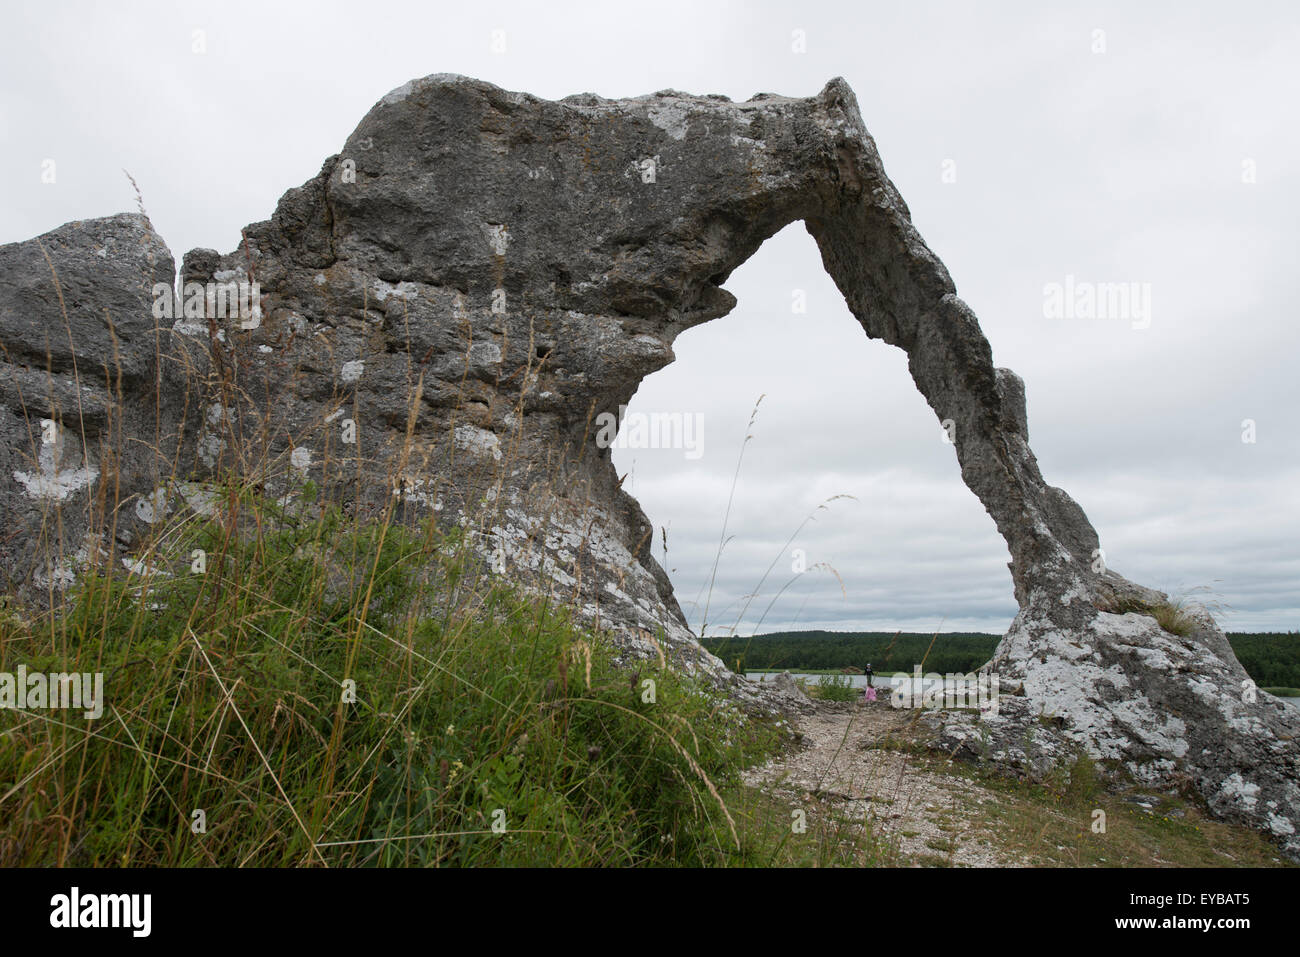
745, 673, 1300, 710
746, 672, 977, 693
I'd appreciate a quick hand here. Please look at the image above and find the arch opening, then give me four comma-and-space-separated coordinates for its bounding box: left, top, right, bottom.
611, 222, 1018, 645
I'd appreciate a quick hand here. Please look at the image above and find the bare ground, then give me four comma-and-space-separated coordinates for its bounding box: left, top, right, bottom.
742, 696, 1029, 867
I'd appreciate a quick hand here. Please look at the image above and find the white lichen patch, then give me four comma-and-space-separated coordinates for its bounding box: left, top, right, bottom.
1219, 773, 1260, 810
197, 433, 223, 469
134, 487, 169, 524
1108, 697, 1189, 758
485, 224, 510, 256
378, 73, 469, 107
13, 429, 98, 503
31, 533, 105, 591
1268, 812, 1296, 836
1058, 582, 1089, 606
1133, 645, 1176, 671
453, 425, 502, 461
645, 100, 690, 140
469, 341, 501, 366
34, 562, 78, 590
198, 403, 231, 469
371, 278, 419, 302
380, 79, 418, 105
1187, 678, 1221, 705
178, 482, 219, 517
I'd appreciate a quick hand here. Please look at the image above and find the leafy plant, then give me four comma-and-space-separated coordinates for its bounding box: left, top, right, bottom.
812, 672, 859, 702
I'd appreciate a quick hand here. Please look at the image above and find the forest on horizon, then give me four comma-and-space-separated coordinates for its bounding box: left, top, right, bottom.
701, 629, 1300, 688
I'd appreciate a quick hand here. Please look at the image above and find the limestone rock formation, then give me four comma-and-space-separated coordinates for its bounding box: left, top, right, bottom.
2, 75, 1295, 857
0, 214, 180, 594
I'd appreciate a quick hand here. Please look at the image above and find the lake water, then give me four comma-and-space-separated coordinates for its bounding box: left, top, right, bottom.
745, 672, 1300, 710
746, 672, 982, 695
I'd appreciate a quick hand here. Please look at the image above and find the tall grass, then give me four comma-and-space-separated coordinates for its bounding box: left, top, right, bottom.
0, 483, 790, 866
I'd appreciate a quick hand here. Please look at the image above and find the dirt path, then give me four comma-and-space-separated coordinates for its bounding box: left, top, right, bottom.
742, 696, 1028, 867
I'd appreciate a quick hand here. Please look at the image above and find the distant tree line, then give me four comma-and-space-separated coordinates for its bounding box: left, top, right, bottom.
702, 630, 1300, 687
703, 631, 1000, 676
1227, 633, 1300, 688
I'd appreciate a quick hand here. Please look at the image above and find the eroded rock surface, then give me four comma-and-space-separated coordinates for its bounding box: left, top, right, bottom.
2, 75, 1295, 856
0, 214, 180, 595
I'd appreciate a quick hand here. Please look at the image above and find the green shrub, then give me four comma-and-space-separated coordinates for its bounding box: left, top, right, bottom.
812, 672, 859, 702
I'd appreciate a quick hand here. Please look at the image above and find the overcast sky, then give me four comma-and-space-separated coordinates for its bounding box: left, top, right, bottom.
3, 1, 1297, 635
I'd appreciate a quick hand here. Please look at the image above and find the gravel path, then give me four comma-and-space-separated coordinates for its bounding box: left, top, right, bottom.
742, 696, 1028, 867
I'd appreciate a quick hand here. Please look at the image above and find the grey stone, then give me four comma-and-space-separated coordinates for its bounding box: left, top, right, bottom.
920, 695, 1079, 783
1, 75, 1295, 858
770, 671, 813, 710
0, 213, 180, 597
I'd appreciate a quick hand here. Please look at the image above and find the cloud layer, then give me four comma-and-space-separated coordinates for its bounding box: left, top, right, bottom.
4, 0, 1295, 634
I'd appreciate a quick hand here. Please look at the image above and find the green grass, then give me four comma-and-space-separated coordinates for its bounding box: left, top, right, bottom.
809, 672, 860, 702
0, 485, 802, 867
905, 750, 1293, 868
1149, 601, 1196, 637
1098, 594, 1201, 638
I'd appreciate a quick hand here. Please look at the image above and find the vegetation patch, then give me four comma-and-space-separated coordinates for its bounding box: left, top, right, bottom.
0, 489, 788, 867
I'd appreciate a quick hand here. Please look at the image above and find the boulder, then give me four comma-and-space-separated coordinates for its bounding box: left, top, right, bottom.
0, 213, 180, 596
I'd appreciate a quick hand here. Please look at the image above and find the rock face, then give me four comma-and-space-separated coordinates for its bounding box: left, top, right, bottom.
1, 75, 1295, 857
0, 214, 180, 594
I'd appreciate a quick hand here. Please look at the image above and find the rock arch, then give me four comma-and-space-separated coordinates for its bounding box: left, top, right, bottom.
1, 75, 1295, 856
